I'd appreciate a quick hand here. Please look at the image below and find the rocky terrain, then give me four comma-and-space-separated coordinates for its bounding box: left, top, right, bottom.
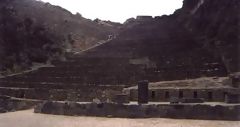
179, 0, 240, 73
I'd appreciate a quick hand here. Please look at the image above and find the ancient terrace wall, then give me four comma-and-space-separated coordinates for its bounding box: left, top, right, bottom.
79, 38, 228, 81
124, 77, 240, 102
0, 49, 229, 102
0, 56, 134, 101
0, 85, 124, 102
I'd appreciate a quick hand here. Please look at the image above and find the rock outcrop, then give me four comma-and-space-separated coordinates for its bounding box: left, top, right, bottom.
83, 0, 239, 80
179, 0, 240, 73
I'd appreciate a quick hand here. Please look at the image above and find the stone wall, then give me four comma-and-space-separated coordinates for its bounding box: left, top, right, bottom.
0, 86, 123, 102
127, 88, 239, 102
0, 97, 41, 113
35, 101, 240, 120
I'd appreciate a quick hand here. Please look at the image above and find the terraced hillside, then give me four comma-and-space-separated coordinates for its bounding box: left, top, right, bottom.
0, 47, 227, 101
0, 0, 238, 102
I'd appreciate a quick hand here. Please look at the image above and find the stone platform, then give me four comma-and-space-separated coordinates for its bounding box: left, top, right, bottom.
34, 101, 240, 121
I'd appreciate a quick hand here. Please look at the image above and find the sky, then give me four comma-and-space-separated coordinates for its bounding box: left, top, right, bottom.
40, 0, 183, 23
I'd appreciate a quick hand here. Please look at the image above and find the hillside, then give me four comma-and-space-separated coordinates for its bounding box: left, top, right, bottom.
178, 0, 240, 73
81, 0, 239, 81
5, 0, 121, 49
0, 0, 119, 74
0, 0, 238, 82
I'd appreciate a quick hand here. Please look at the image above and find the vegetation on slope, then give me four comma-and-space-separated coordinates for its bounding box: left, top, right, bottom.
0, 0, 119, 74
0, 5, 66, 74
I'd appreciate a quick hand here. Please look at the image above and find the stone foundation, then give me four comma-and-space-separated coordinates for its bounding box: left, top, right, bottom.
127, 88, 240, 102
35, 101, 240, 120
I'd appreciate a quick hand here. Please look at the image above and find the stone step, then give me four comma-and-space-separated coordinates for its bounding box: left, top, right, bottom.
38, 64, 224, 73
39, 64, 138, 71
64, 57, 129, 62
0, 74, 139, 85
0, 65, 225, 85
23, 72, 135, 77
32, 68, 141, 78
52, 62, 128, 67
0, 81, 126, 89
29, 70, 139, 77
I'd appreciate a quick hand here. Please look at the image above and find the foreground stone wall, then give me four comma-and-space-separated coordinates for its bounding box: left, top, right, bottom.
0, 98, 41, 113
35, 101, 240, 120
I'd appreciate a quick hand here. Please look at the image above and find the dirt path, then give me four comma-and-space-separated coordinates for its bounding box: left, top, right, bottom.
0, 109, 239, 127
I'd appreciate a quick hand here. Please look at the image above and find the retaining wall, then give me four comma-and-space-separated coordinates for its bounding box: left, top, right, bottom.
0, 98, 41, 113
35, 101, 240, 120
0, 86, 123, 102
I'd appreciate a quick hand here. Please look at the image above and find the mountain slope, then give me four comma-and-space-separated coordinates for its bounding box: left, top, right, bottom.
178, 0, 240, 73
4, 0, 119, 50
79, 0, 239, 81
0, 0, 119, 74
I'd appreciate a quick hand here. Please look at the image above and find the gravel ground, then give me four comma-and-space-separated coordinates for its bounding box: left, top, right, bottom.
0, 109, 239, 127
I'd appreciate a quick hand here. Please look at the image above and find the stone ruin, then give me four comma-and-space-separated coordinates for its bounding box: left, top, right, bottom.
0, 47, 239, 120
125, 77, 240, 104
33, 77, 240, 120
0, 0, 239, 120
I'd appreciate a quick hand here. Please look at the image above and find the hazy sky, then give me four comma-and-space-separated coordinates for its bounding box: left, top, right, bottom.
40, 0, 183, 23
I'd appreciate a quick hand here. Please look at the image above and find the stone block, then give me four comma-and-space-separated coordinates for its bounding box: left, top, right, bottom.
138, 80, 149, 104
0, 95, 11, 100
113, 94, 129, 104
170, 97, 180, 104
229, 72, 240, 88
225, 93, 240, 103
181, 98, 205, 103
